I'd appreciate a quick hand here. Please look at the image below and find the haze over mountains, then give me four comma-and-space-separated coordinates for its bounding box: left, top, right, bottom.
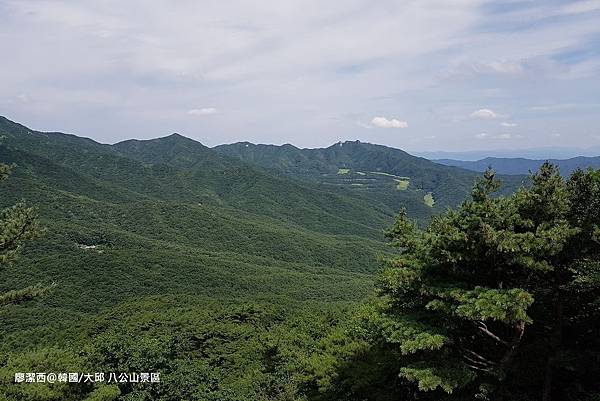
2, 0, 600, 398
0, 115, 387, 312
436, 156, 600, 176
416, 146, 600, 161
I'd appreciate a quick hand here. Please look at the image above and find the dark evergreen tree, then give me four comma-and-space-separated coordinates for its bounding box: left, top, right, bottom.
364, 164, 600, 400
0, 161, 46, 306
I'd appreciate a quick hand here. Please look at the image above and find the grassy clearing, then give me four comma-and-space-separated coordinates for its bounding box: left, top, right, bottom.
394, 179, 410, 190
424, 192, 435, 207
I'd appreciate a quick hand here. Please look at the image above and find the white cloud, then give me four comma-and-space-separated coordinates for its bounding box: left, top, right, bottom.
371, 116, 408, 129
562, 0, 600, 15
188, 107, 218, 116
528, 103, 600, 112
530, 104, 571, 111
471, 60, 524, 74
475, 132, 519, 140
470, 108, 505, 119
1, 0, 598, 149
500, 122, 517, 127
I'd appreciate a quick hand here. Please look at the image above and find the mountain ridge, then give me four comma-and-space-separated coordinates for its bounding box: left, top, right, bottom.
215, 139, 527, 214
435, 155, 600, 176
1, 115, 527, 225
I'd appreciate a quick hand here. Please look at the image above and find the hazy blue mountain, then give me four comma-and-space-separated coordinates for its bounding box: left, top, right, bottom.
435, 156, 600, 176
415, 146, 600, 161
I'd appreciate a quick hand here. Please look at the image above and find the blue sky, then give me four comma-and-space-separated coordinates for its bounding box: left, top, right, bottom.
1, 0, 600, 152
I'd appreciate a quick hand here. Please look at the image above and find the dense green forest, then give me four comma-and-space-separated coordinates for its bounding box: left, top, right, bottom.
1, 117, 598, 400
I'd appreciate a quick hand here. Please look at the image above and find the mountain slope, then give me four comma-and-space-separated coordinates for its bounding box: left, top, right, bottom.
1, 117, 396, 238
112, 135, 399, 236
435, 156, 600, 176
215, 140, 526, 216
1, 116, 398, 348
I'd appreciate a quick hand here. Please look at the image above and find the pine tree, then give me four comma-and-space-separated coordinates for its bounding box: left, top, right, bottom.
0, 161, 47, 306
367, 163, 600, 400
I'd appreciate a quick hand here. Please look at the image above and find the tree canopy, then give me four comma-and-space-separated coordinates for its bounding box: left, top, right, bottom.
362, 164, 600, 400
0, 161, 44, 306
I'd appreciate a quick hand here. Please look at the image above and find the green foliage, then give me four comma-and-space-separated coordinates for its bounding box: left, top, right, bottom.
0, 347, 91, 401
0, 199, 39, 265
398, 363, 475, 393
329, 164, 600, 400
1, 296, 353, 401
82, 385, 120, 401
0, 283, 53, 307
0, 159, 50, 309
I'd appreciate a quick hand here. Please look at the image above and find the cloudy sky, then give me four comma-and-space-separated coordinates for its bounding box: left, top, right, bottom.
1, 0, 600, 151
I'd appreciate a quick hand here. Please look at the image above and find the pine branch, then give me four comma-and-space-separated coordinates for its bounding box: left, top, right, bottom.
0, 205, 38, 252
0, 203, 39, 264
461, 347, 497, 367
464, 363, 493, 373
475, 321, 510, 346
463, 355, 493, 369
0, 282, 55, 306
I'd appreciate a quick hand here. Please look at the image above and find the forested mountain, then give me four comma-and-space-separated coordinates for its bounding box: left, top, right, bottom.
0, 115, 404, 299
435, 156, 600, 176
0, 117, 398, 333
215, 141, 526, 217
0, 117, 397, 237
9, 116, 596, 401
0, 116, 404, 399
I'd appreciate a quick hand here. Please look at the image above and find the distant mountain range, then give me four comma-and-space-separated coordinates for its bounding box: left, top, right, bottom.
435, 156, 600, 176
415, 146, 600, 161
